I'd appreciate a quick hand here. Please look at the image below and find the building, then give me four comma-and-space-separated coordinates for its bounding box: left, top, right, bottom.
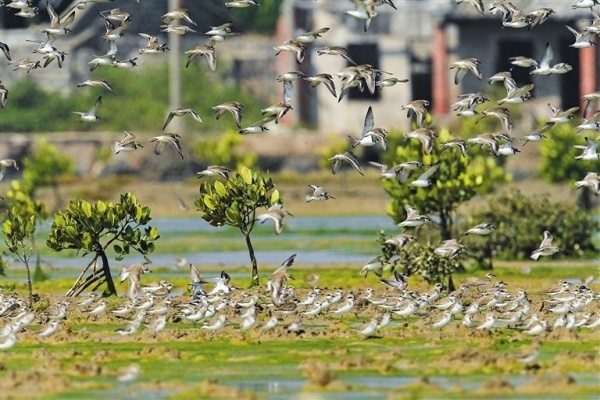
278, 0, 598, 134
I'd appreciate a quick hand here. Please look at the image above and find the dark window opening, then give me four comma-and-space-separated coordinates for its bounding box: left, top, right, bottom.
410, 54, 432, 106
559, 37, 581, 109
497, 39, 534, 86
346, 43, 381, 101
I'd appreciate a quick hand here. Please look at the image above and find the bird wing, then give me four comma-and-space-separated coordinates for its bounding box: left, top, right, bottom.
271, 254, 297, 277
539, 43, 553, 68
454, 67, 468, 85
362, 106, 374, 136
162, 112, 175, 130
283, 81, 293, 105
190, 264, 204, 283
540, 231, 554, 248
417, 163, 440, 180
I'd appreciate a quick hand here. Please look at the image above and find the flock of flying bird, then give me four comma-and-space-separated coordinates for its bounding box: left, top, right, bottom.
0, 0, 599, 351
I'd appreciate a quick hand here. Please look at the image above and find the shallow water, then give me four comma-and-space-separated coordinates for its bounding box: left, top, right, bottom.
36, 215, 396, 268
81, 372, 600, 399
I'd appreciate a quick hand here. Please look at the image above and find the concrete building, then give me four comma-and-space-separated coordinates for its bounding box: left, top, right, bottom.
279, 0, 598, 134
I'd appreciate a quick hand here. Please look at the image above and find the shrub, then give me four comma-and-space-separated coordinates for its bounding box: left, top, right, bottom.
378, 231, 464, 291
466, 190, 599, 262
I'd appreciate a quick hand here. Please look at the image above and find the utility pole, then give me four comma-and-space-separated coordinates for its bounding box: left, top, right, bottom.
168, 0, 182, 132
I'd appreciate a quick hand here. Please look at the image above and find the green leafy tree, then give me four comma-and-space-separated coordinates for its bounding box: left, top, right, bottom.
539, 123, 597, 209
195, 166, 280, 286
382, 128, 509, 240
22, 139, 74, 210
2, 181, 48, 304
46, 192, 160, 297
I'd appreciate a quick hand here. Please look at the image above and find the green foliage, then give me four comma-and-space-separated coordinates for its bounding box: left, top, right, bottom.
0, 79, 83, 132
220, 0, 282, 34
467, 190, 599, 261
46, 192, 160, 262
195, 166, 280, 284
2, 181, 47, 300
0, 63, 265, 133
194, 129, 256, 169
196, 166, 278, 231
382, 128, 509, 239
3, 207, 38, 255
2, 181, 49, 227
316, 135, 349, 171
21, 139, 74, 195
378, 231, 464, 290
539, 123, 592, 183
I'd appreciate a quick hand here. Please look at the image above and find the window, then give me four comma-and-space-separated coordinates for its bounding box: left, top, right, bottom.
346, 43, 381, 101
497, 39, 534, 86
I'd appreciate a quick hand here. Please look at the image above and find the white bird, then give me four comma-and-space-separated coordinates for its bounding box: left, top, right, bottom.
360, 256, 384, 278
73, 96, 102, 122
574, 137, 599, 161
207, 271, 232, 295
145, 315, 167, 337
150, 134, 184, 160
463, 223, 495, 236
523, 319, 547, 336
329, 151, 364, 176
268, 254, 297, 306
162, 108, 203, 130
119, 263, 152, 301
398, 204, 430, 228
38, 320, 60, 338
261, 316, 279, 331
410, 163, 440, 188
302, 301, 323, 317
0, 333, 18, 350
239, 314, 256, 331
356, 317, 379, 337
255, 203, 292, 235
530, 231, 561, 261
202, 315, 227, 331
430, 311, 453, 329
450, 57, 482, 84
330, 294, 355, 318
87, 299, 107, 319
565, 25, 595, 49
345, 0, 378, 32
476, 313, 496, 330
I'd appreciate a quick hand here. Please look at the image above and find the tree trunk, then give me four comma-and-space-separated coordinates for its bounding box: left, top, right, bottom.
66, 247, 116, 298
24, 258, 32, 306
98, 248, 116, 296
51, 179, 63, 211
244, 232, 259, 287
576, 187, 595, 210
439, 208, 452, 241
447, 274, 456, 293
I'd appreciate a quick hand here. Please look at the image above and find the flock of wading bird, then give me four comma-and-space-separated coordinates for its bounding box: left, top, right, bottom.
0, 0, 599, 353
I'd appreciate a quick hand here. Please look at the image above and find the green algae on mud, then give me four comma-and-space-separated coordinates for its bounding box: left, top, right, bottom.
2, 333, 599, 399
1, 265, 599, 399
